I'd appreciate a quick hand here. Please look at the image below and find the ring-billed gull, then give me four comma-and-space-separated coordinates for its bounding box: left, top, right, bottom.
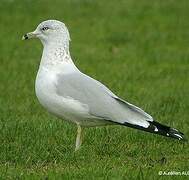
22, 20, 185, 151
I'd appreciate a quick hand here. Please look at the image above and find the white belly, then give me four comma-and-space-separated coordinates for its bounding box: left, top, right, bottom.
35, 68, 96, 126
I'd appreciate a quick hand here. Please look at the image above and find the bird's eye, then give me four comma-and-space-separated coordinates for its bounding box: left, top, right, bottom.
41, 27, 49, 31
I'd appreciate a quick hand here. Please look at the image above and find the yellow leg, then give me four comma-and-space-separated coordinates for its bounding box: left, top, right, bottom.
75, 124, 83, 151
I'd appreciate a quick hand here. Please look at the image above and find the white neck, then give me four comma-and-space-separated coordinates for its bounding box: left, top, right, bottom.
38, 41, 79, 75
39, 42, 76, 68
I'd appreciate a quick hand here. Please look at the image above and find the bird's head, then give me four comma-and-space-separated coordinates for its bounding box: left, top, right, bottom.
22, 20, 70, 46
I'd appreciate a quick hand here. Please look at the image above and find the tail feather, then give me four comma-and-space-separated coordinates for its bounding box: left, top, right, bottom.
123, 120, 186, 141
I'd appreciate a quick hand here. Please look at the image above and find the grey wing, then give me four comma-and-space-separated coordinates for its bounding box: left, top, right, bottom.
56, 71, 153, 128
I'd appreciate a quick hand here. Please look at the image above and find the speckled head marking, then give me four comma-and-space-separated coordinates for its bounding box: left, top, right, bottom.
23, 20, 71, 48
23, 19, 75, 67
22, 19, 78, 69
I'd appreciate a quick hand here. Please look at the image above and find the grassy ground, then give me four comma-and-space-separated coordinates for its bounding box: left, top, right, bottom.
0, 0, 189, 179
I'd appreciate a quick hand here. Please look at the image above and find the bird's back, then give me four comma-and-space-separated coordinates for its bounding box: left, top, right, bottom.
56, 71, 153, 128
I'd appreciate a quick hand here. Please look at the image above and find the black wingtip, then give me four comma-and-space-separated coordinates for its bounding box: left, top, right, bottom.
168, 128, 186, 141
122, 120, 186, 141
150, 121, 186, 141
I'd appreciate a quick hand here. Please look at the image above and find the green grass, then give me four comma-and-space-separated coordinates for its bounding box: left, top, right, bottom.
0, 0, 189, 179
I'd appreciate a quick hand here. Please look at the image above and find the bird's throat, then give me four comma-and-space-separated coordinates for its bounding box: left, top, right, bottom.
40, 44, 73, 69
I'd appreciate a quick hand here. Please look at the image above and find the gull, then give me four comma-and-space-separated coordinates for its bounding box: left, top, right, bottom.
23, 20, 185, 151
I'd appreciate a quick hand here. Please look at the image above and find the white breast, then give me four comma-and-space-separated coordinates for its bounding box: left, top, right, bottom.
35, 66, 90, 124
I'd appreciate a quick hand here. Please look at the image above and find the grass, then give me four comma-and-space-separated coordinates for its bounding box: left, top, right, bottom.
0, 0, 189, 179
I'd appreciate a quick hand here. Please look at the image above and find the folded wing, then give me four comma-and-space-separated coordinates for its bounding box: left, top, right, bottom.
56, 72, 153, 128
